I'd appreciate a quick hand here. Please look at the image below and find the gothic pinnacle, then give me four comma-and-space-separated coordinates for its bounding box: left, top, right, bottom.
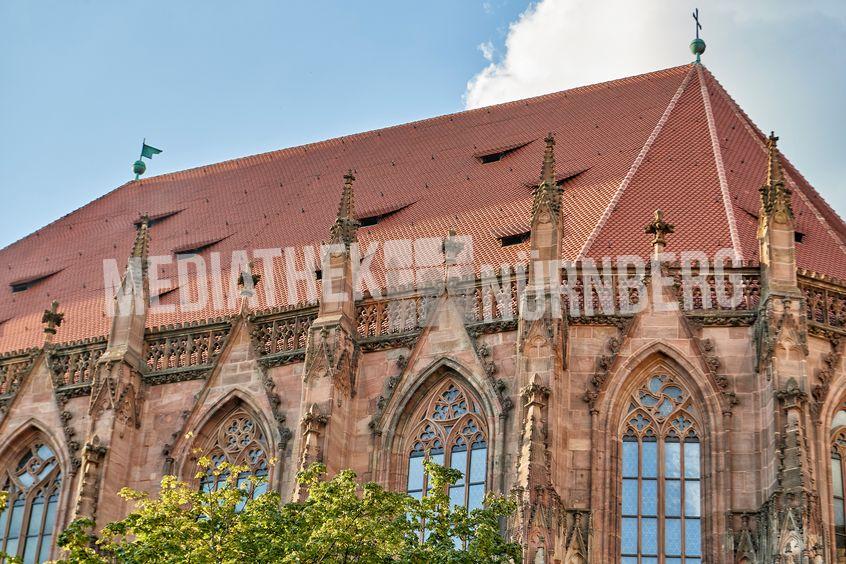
541, 133, 555, 187
760, 132, 792, 220
132, 214, 150, 260
329, 170, 360, 247
532, 133, 561, 221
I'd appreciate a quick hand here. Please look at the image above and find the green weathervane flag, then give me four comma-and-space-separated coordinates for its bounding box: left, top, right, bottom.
133, 139, 163, 180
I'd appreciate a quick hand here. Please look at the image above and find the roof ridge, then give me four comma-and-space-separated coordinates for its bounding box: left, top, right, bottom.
700, 67, 846, 254
577, 65, 696, 259
696, 65, 743, 260
131, 65, 694, 186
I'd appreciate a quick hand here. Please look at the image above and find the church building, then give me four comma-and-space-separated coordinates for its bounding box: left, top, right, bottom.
1, 54, 845, 563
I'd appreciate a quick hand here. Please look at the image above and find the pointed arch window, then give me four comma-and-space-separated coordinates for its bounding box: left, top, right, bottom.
196, 408, 269, 502
830, 411, 846, 561
0, 441, 62, 563
406, 379, 488, 512
620, 373, 702, 564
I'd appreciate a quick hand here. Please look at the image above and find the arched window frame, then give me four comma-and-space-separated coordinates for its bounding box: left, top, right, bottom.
0, 438, 63, 563
403, 378, 489, 514
831, 419, 846, 561
187, 402, 272, 502
619, 371, 703, 564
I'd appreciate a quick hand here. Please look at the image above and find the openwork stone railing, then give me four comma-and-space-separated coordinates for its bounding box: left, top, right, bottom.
48, 339, 107, 388
18, 265, 837, 390
800, 272, 846, 331
144, 322, 231, 380
0, 351, 38, 396
249, 307, 317, 366
671, 267, 762, 312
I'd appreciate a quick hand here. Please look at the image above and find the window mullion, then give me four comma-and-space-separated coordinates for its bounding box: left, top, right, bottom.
18, 492, 34, 559
0, 487, 14, 555
638, 437, 643, 561
35, 484, 52, 563
680, 439, 686, 562
658, 437, 664, 564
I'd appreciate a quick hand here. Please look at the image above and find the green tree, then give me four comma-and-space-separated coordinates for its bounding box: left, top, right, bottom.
54, 461, 521, 563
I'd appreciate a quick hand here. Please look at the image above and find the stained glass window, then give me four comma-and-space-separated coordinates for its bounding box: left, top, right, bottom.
0, 441, 62, 563
197, 408, 269, 502
831, 415, 846, 561
621, 374, 702, 564
406, 379, 488, 514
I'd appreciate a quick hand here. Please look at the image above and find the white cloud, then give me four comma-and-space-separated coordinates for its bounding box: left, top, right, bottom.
478, 41, 495, 62
464, 0, 845, 109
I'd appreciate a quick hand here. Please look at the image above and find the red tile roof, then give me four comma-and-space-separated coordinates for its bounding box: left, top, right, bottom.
1, 64, 844, 352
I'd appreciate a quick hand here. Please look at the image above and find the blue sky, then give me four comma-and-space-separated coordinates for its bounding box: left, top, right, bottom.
1, 0, 844, 249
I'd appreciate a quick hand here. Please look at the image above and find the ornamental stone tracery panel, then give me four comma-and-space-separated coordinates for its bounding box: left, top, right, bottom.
620, 371, 703, 564
191, 405, 270, 500
0, 440, 62, 564
403, 378, 489, 513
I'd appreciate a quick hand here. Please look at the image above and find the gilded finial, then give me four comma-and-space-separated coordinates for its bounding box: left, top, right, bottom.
42, 300, 64, 335
645, 209, 675, 249
329, 170, 360, 247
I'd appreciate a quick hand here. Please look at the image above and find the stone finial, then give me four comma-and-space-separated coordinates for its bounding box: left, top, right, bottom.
531, 133, 562, 221
759, 132, 793, 221
541, 133, 555, 188
329, 170, 360, 247
644, 209, 674, 251
443, 228, 463, 267
237, 260, 261, 294
132, 214, 150, 260
42, 300, 64, 336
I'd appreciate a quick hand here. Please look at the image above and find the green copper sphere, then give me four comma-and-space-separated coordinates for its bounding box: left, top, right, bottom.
133, 159, 146, 176
690, 38, 706, 56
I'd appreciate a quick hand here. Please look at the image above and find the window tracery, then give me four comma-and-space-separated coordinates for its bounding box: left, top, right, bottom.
405, 379, 488, 513
196, 408, 269, 500
621, 373, 702, 564
831, 410, 846, 561
0, 441, 62, 563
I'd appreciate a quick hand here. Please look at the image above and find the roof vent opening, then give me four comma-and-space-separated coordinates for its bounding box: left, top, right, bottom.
475, 141, 531, 164
8, 270, 62, 293
358, 215, 380, 228
795, 231, 805, 244
173, 236, 227, 258
500, 231, 531, 247
136, 209, 183, 228
480, 151, 509, 164
356, 201, 415, 229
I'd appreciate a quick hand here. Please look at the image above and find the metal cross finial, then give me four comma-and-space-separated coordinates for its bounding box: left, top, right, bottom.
693, 8, 702, 39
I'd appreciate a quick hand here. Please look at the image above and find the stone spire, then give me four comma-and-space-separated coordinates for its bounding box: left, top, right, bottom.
531, 134, 561, 222
759, 132, 793, 223
102, 215, 150, 366
132, 214, 150, 262
75, 215, 150, 525
296, 171, 362, 489
757, 132, 797, 294
329, 170, 360, 248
